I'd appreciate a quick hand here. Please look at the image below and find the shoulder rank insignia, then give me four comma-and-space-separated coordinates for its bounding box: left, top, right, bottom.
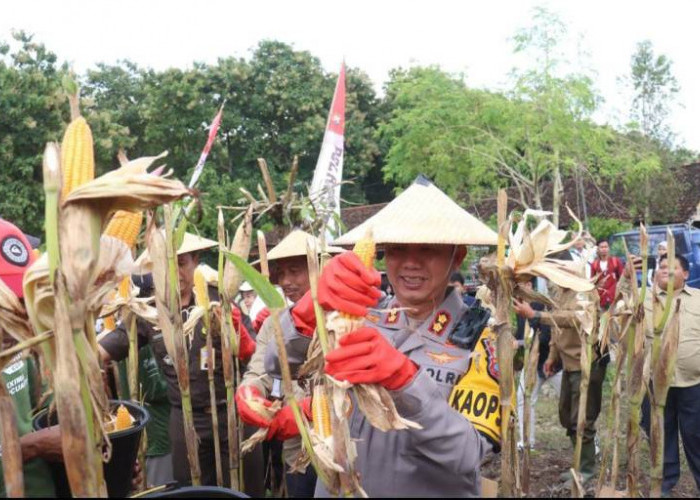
385, 308, 399, 325
429, 310, 451, 336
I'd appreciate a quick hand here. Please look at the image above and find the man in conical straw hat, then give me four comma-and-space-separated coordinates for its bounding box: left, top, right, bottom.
98, 232, 257, 488
236, 229, 343, 497
265, 175, 503, 497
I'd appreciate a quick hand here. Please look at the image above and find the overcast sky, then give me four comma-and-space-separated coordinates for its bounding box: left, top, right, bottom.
3, 0, 699, 151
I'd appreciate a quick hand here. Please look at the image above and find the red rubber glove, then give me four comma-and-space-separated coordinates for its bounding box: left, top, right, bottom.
318, 253, 382, 317
325, 327, 418, 391
266, 397, 312, 441
253, 307, 271, 332
290, 253, 381, 336
232, 306, 255, 362
290, 291, 316, 337
235, 385, 273, 428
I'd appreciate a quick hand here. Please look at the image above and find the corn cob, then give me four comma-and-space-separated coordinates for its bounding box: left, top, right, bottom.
105, 211, 143, 249
352, 236, 376, 270
103, 315, 117, 332
114, 404, 133, 431
60, 116, 95, 200
312, 385, 332, 439
340, 233, 375, 321
194, 268, 210, 311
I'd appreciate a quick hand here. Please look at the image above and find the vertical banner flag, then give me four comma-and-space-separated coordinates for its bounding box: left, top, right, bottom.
189, 103, 225, 189
310, 62, 346, 236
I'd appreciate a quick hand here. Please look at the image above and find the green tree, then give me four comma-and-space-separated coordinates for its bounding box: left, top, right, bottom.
625, 40, 680, 223
0, 31, 68, 236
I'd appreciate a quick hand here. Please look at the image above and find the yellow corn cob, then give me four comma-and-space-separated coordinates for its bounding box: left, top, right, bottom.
341, 230, 376, 321
352, 232, 376, 270
114, 405, 132, 431
312, 385, 332, 438
194, 268, 210, 310
104, 211, 143, 249
118, 276, 131, 298
103, 315, 117, 332
60, 116, 95, 200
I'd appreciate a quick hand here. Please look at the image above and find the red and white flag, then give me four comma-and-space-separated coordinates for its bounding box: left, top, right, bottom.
189, 103, 225, 189
310, 63, 345, 236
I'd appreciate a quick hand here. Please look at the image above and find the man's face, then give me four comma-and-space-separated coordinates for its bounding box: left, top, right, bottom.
177, 252, 199, 298
272, 256, 310, 303
598, 241, 609, 258
574, 238, 585, 251
385, 244, 465, 316
655, 258, 688, 290
241, 290, 257, 309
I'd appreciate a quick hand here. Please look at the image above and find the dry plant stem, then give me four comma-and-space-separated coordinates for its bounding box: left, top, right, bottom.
257, 158, 277, 204
163, 206, 201, 485
572, 314, 597, 499
206, 328, 224, 486
522, 327, 539, 495
53, 275, 99, 497
269, 309, 327, 486
495, 189, 517, 498
128, 314, 138, 401
625, 226, 648, 498
649, 233, 676, 498
0, 332, 54, 360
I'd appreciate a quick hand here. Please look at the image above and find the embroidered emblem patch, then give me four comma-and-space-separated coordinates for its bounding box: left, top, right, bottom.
429, 310, 451, 336
426, 350, 463, 365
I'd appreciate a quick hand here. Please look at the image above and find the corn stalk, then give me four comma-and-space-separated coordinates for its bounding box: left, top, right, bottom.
495, 189, 519, 497
625, 225, 648, 498
521, 325, 539, 495
218, 207, 252, 489
649, 230, 679, 498
148, 206, 201, 485
571, 301, 598, 499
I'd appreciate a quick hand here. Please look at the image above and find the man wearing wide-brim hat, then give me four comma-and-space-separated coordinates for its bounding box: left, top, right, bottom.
236, 229, 342, 497
99, 232, 257, 489
265, 176, 501, 497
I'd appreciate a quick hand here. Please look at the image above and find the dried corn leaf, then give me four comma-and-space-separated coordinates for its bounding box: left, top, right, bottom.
222, 206, 253, 301
63, 153, 191, 217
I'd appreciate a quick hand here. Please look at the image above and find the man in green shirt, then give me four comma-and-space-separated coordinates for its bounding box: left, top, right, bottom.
117, 344, 173, 487
0, 218, 61, 497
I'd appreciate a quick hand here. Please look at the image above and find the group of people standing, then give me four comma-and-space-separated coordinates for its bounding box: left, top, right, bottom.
1, 176, 699, 497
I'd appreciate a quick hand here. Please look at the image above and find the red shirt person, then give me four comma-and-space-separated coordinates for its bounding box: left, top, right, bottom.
590, 239, 624, 308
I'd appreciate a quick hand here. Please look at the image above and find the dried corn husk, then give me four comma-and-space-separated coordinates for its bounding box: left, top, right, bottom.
506, 208, 593, 292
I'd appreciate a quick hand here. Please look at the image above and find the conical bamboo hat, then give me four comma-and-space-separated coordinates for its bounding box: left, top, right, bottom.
265, 229, 344, 262
333, 176, 498, 246
134, 232, 218, 270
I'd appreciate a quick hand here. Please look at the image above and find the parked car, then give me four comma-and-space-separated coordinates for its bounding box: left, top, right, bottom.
609, 221, 700, 289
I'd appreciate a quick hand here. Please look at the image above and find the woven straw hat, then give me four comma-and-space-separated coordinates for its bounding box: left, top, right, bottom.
264, 229, 344, 263
134, 232, 218, 270
333, 176, 498, 246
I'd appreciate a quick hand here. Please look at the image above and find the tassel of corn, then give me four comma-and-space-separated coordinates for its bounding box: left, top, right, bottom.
194, 268, 210, 312
105, 211, 143, 249
115, 404, 133, 431
312, 385, 332, 439
60, 116, 95, 200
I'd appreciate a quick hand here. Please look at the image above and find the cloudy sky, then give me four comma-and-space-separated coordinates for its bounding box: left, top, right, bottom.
3, 0, 699, 151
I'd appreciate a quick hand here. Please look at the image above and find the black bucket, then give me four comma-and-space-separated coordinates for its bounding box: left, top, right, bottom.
142, 485, 248, 498
33, 399, 150, 498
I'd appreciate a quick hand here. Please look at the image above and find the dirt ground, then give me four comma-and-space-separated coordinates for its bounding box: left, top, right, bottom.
481, 372, 698, 498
